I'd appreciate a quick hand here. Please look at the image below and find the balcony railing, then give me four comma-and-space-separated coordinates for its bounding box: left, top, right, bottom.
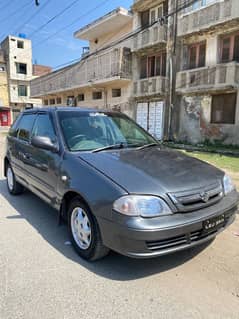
132, 24, 167, 52
176, 62, 239, 93
31, 47, 132, 97
133, 76, 168, 97
178, 0, 236, 36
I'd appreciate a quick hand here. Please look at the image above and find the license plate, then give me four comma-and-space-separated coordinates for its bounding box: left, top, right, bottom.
203, 214, 225, 232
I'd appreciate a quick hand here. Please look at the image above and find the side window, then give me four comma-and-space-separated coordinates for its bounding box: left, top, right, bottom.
17, 114, 36, 142
32, 114, 56, 142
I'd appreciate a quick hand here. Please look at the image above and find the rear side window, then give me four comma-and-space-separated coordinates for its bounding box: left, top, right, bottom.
32, 113, 56, 142
17, 114, 36, 142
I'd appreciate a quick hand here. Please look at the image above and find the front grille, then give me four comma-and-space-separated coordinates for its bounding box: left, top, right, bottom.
168, 182, 223, 213
146, 209, 234, 252
146, 230, 217, 251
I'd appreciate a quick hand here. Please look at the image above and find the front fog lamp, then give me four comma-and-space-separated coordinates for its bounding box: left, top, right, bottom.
113, 195, 172, 218
223, 174, 235, 195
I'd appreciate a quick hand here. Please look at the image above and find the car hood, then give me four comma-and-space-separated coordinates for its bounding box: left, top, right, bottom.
79, 147, 224, 194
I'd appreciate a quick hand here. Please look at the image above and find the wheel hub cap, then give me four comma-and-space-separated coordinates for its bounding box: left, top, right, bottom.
71, 207, 91, 250
7, 167, 14, 190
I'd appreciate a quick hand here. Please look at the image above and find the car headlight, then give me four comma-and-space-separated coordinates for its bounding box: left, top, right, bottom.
113, 195, 172, 218
223, 174, 235, 195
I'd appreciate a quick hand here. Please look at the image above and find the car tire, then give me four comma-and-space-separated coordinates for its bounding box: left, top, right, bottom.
6, 164, 24, 195
68, 198, 109, 261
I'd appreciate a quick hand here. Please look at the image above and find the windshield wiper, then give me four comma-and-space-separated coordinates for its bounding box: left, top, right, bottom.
92, 143, 124, 153
137, 143, 159, 150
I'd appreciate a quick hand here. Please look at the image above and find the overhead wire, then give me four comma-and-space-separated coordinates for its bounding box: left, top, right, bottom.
12, 0, 53, 36
50, 0, 199, 70
28, 0, 82, 38
33, 0, 112, 48
0, 0, 33, 27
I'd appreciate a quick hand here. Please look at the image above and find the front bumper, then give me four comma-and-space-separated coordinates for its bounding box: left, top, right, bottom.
97, 191, 239, 258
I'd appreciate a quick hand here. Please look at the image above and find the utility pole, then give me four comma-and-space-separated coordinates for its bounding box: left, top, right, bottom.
165, 0, 178, 141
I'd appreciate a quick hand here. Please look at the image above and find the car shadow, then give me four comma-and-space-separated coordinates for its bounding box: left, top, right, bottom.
0, 178, 212, 281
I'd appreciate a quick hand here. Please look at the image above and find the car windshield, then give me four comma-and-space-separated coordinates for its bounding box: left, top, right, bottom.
58, 111, 157, 152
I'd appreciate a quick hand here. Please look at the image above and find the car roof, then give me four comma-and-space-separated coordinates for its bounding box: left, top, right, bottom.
22, 107, 113, 114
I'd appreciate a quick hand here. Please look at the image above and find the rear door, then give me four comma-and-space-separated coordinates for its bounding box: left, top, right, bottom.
10, 113, 37, 185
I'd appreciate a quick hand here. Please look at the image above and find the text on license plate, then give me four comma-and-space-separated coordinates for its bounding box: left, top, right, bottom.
203, 214, 225, 231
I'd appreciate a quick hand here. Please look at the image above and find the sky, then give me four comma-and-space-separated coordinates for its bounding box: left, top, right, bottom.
0, 0, 133, 69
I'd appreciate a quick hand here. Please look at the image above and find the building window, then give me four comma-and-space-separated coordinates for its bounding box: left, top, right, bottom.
49, 98, 55, 105
44, 99, 48, 105
17, 40, 24, 49
92, 91, 102, 100
16, 63, 27, 74
183, 0, 218, 13
67, 96, 76, 106
150, 4, 165, 24
211, 93, 236, 124
18, 85, 27, 97
188, 42, 206, 69
220, 33, 239, 63
112, 89, 121, 98
140, 52, 166, 79
141, 10, 149, 28
56, 97, 62, 104
77, 94, 85, 101
0, 66, 5, 72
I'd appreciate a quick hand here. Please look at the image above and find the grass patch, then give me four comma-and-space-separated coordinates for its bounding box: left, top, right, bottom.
182, 151, 239, 173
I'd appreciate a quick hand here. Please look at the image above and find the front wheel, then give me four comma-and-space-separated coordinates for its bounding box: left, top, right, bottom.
6, 164, 24, 195
68, 198, 109, 261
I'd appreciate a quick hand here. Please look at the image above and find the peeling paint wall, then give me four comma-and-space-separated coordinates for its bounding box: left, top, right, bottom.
178, 93, 239, 146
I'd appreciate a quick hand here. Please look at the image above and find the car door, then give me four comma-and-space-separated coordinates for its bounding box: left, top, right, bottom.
26, 112, 61, 206
10, 113, 37, 186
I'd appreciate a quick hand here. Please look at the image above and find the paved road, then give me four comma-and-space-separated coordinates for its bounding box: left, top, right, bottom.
0, 135, 239, 319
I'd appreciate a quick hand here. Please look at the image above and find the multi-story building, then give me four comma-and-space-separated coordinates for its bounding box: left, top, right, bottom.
175, 0, 239, 145
0, 49, 11, 126
131, 0, 169, 140
1, 35, 47, 121
30, 8, 133, 117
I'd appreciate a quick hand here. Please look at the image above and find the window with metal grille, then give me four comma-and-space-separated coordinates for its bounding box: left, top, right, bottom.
44, 99, 48, 105
211, 93, 236, 124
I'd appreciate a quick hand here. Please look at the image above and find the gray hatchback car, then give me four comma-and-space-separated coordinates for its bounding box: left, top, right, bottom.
4, 108, 239, 261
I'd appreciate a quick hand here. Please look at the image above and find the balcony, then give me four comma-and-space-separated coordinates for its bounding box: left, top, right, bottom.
30, 47, 132, 97
178, 0, 238, 37
176, 62, 239, 94
133, 76, 168, 98
132, 24, 167, 52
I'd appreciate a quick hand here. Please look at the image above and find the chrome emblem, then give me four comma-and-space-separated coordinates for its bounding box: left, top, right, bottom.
200, 192, 210, 203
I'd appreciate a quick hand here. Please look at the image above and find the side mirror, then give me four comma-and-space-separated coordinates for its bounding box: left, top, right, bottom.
31, 136, 59, 153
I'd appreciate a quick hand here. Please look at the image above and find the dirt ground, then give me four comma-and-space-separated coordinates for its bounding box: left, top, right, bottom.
0, 133, 239, 319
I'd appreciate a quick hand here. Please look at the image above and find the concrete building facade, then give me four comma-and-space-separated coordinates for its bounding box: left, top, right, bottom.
30, 8, 134, 117
174, 0, 239, 146
0, 49, 11, 126
30, 1, 239, 146
1, 35, 43, 121
131, 0, 169, 140
0, 49, 9, 107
